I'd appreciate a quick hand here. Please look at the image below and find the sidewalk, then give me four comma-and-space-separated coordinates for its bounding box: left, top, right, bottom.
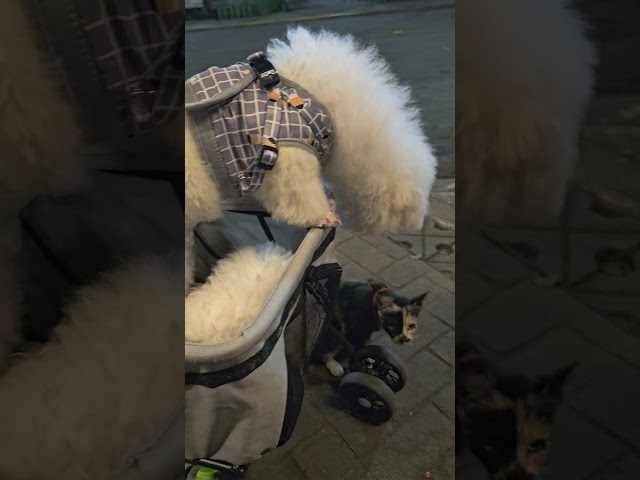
247, 181, 456, 480
456, 93, 640, 479
185, 0, 454, 31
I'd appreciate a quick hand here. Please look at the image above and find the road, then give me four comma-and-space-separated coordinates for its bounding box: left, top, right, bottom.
186, 7, 455, 178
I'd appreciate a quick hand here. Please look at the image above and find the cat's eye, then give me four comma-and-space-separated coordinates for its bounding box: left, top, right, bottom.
528, 439, 547, 453
408, 323, 417, 330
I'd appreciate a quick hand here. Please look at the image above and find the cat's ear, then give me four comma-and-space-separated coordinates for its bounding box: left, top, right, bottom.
368, 278, 388, 292
411, 292, 428, 307
534, 363, 577, 399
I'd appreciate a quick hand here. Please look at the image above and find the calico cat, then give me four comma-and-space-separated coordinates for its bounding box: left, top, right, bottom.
312, 279, 428, 377
455, 342, 576, 480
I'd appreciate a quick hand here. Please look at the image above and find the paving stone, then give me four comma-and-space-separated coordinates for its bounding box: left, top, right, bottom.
483, 228, 640, 285
366, 403, 454, 480
427, 197, 455, 225
456, 271, 496, 320
287, 396, 328, 447
566, 187, 640, 232
391, 234, 455, 261
456, 227, 531, 285
375, 240, 411, 260
312, 390, 399, 459
503, 327, 617, 394
337, 237, 395, 273
562, 295, 640, 369
292, 424, 363, 479
460, 284, 570, 353
391, 216, 456, 239
427, 242, 455, 264
429, 261, 455, 281
589, 453, 640, 480
432, 380, 454, 418
572, 293, 640, 339
542, 408, 625, 480
341, 260, 375, 282
573, 247, 640, 295
360, 235, 393, 248
570, 356, 640, 450
432, 191, 455, 206
335, 227, 355, 245
396, 348, 452, 415
336, 251, 351, 266
379, 257, 455, 294
430, 329, 454, 366
246, 452, 305, 480
432, 178, 455, 193
378, 256, 436, 288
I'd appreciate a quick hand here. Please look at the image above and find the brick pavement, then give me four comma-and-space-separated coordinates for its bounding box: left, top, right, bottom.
247, 181, 456, 480
456, 81, 640, 480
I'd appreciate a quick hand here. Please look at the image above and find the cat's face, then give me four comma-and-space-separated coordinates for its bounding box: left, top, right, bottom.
456, 343, 575, 480
370, 281, 428, 344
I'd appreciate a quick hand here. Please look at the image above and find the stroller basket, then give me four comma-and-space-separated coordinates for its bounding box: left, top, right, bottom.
185, 215, 341, 469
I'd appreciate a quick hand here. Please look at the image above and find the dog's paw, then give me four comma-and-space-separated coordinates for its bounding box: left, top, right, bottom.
320, 212, 342, 228
326, 358, 345, 377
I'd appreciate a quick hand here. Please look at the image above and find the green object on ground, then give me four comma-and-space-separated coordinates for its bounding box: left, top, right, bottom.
185, 462, 220, 480
216, 0, 282, 19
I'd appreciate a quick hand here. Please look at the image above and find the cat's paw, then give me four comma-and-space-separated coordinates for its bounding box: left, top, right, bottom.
326, 358, 345, 377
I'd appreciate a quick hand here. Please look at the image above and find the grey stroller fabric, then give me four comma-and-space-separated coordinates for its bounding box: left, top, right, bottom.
186, 62, 334, 197
185, 219, 339, 466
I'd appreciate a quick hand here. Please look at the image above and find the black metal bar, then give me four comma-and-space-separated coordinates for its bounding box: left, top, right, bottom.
257, 214, 275, 242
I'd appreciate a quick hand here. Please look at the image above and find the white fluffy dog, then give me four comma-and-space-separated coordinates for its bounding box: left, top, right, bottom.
185, 27, 437, 290
1, 0, 87, 372
456, 0, 596, 223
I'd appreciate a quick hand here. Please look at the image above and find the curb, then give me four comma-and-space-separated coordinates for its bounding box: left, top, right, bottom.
186, 1, 454, 32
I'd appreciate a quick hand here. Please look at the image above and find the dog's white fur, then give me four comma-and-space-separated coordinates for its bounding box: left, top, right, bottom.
265, 28, 436, 233
0, 258, 183, 479
1, 0, 88, 370
1, 3, 182, 477
456, 0, 596, 222
185, 27, 437, 288
186, 244, 292, 344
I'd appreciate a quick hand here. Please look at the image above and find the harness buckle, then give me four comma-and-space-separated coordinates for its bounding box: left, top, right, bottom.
247, 51, 280, 90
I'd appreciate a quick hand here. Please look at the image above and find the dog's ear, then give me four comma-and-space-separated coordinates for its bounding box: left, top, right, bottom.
410, 291, 428, 308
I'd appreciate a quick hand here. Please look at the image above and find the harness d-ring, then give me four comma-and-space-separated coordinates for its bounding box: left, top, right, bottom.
247, 51, 280, 90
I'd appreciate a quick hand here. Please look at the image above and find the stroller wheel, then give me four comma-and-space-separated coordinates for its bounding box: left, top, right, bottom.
354, 345, 409, 393
339, 371, 396, 425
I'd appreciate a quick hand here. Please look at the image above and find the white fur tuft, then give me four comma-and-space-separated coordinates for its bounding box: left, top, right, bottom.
266, 27, 437, 234
0, 258, 183, 479
1, 0, 87, 198
186, 243, 293, 344
456, 0, 597, 222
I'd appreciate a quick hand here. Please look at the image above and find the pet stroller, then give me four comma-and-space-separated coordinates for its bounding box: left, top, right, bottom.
185, 207, 412, 479
184, 57, 411, 477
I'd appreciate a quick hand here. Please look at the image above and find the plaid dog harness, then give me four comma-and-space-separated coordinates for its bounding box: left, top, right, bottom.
186, 52, 334, 198
24, 0, 184, 140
